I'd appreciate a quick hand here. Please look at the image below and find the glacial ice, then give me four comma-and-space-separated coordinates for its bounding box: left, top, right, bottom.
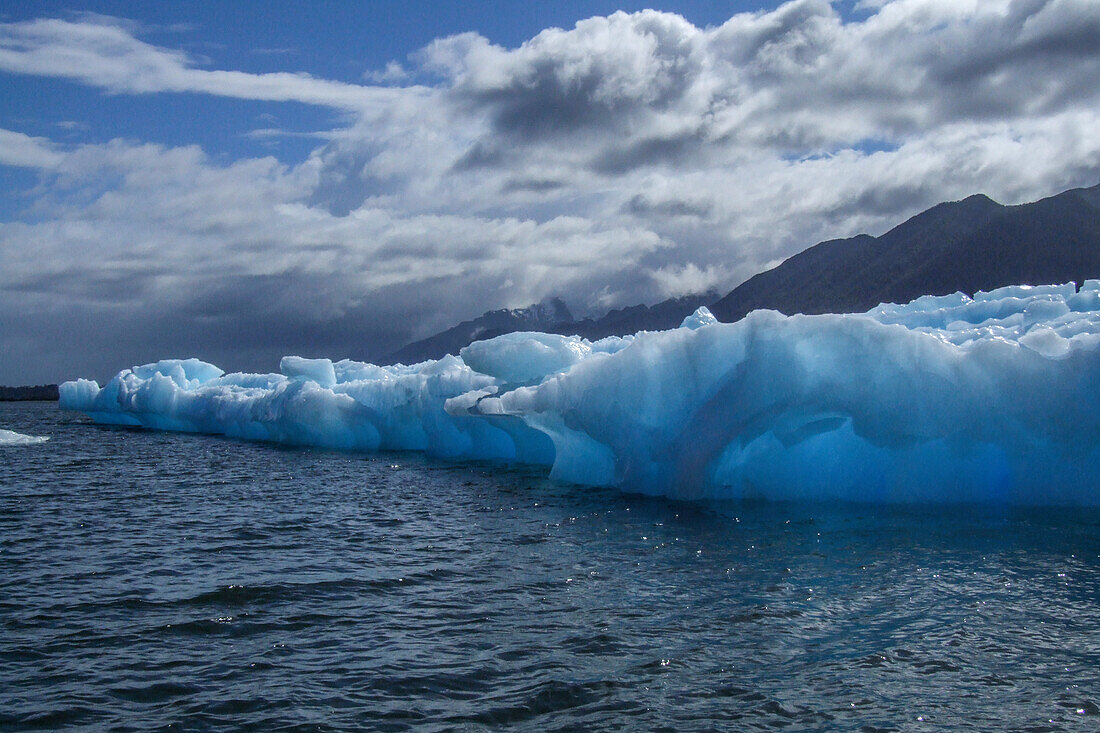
60, 285, 1100, 505
0, 428, 49, 446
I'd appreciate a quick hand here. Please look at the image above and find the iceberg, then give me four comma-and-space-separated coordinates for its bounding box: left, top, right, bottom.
61, 285, 1100, 505
0, 428, 49, 446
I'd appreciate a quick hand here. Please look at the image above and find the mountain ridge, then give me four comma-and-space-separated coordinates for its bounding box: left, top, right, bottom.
387, 293, 716, 364
711, 182, 1100, 321
389, 181, 1100, 363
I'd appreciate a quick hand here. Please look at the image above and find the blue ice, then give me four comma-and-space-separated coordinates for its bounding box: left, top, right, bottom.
60, 285, 1100, 505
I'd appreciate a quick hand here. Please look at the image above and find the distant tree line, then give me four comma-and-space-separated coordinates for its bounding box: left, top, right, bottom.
0, 385, 59, 401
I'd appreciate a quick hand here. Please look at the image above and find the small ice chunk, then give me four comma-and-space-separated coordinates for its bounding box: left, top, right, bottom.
280, 356, 337, 388
461, 332, 591, 384
0, 428, 48, 445
132, 358, 223, 387
591, 335, 633, 354
1018, 325, 1071, 358
680, 306, 718, 330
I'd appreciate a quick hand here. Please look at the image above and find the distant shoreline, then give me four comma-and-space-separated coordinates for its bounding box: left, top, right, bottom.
0, 385, 60, 402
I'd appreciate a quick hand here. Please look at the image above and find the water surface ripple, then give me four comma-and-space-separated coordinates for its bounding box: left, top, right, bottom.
2, 402, 1098, 731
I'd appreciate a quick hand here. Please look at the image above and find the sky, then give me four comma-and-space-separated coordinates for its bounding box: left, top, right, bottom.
2, 0, 1099, 385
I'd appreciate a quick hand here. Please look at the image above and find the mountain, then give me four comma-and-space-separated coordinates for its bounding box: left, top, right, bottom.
387, 293, 715, 364
559, 293, 719, 341
711, 182, 1100, 322
390, 181, 1100, 363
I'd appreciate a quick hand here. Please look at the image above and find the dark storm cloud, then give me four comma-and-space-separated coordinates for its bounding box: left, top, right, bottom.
499, 177, 565, 194
450, 140, 507, 171
448, 11, 705, 142
419, 0, 1100, 168
6, 267, 167, 302
624, 194, 712, 220
305, 149, 376, 217
822, 181, 941, 222
590, 135, 702, 175
918, 1, 1100, 116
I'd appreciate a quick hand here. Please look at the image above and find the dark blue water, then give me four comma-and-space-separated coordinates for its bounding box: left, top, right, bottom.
2, 401, 1099, 731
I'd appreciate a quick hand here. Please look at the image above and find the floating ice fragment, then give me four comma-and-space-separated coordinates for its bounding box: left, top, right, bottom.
0, 428, 49, 445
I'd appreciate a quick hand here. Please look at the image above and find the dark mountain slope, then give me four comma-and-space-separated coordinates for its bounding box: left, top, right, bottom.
892, 186, 1100, 300
712, 183, 1100, 322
